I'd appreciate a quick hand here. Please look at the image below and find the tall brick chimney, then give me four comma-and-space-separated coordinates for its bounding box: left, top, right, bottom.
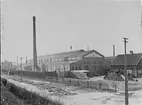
33, 16, 37, 71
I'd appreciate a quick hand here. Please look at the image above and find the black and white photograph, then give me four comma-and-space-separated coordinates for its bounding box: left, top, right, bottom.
0, 0, 142, 105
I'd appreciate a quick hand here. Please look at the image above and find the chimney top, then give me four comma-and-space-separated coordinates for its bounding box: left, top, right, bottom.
70, 46, 72, 50
130, 50, 134, 55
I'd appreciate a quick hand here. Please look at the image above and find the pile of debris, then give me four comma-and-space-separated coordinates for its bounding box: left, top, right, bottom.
104, 72, 124, 81
104, 70, 135, 81
48, 88, 77, 96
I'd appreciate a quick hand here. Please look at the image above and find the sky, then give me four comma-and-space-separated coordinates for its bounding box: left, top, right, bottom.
1, 0, 142, 63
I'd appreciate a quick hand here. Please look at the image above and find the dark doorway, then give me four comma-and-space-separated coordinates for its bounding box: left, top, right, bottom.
84, 65, 89, 70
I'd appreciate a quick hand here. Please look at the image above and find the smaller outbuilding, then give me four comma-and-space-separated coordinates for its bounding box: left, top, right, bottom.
111, 52, 142, 77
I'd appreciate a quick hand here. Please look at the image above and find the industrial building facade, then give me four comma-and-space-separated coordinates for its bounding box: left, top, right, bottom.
24, 49, 110, 75
1, 60, 13, 70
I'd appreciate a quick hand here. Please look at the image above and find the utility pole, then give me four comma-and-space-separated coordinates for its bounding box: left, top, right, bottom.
0, 0, 2, 73
20, 57, 22, 82
17, 56, 18, 70
113, 45, 115, 57
26, 56, 27, 64
123, 37, 128, 105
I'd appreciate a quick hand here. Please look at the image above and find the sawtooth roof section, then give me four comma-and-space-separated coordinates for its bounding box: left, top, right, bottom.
112, 53, 142, 66
38, 49, 104, 59
83, 50, 104, 58
39, 49, 85, 59
67, 50, 104, 58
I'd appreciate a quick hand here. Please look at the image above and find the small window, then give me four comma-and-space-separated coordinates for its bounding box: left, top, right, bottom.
68, 57, 71, 60
77, 57, 80, 60
87, 60, 90, 64
99, 61, 101, 64
99, 66, 101, 69
72, 66, 74, 70
79, 65, 81, 70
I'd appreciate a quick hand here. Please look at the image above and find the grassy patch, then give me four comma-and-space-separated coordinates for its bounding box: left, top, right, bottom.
1, 78, 62, 105
1, 78, 25, 105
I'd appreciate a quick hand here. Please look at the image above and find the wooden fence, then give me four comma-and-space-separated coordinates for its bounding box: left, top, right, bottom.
45, 76, 118, 92
7, 70, 119, 92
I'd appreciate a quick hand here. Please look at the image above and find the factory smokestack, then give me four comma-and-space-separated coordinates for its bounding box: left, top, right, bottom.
113, 45, 115, 57
70, 46, 72, 51
33, 16, 37, 72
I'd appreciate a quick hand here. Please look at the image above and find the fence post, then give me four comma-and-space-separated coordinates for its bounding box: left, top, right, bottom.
56, 76, 58, 82
77, 80, 80, 86
69, 79, 71, 85
115, 83, 117, 92
50, 76, 52, 82
99, 83, 101, 89
62, 77, 64, 82
87, 81, 89, 88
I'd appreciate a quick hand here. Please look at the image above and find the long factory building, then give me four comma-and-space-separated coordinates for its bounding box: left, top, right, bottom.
24, 49, 110, 75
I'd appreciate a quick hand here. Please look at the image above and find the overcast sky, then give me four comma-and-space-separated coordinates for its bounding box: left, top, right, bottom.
1, 0, 142, 62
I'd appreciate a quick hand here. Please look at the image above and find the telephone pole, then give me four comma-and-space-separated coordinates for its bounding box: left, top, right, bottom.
123, 37, 128, 105
20, 57, 23, 82
0, 0, 2, 72
113, 45, 115, 57
17, 56, 18, 70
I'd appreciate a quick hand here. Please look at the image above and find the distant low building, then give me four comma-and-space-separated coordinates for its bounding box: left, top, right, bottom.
111, 52, 142, 77
1, 60, 18, 71
1, 60, 13, 70
24, 49, 110, 75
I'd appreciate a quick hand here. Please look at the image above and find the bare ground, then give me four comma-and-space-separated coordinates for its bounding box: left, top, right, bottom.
2, 75, 142, 105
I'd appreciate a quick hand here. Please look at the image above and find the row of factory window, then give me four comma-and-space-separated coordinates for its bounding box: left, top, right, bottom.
49, 65, 70, 71
71, 64, 108, 70
27, 56, 81, 64
83, 59, 105, 64
38, 64, 70, 71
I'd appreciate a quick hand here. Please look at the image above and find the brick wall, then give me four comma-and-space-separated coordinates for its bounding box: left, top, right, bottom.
70, 58, 110, 75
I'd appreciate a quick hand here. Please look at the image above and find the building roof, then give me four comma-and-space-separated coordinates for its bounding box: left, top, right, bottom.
38, 49, 104, 59
111, 53, 142, 66
38, 49, 84, 59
